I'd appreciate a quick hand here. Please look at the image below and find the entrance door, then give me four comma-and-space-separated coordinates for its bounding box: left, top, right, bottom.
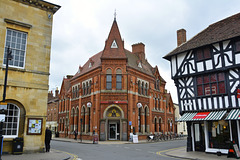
194, 123, 205, 151
109, 123, 117, 140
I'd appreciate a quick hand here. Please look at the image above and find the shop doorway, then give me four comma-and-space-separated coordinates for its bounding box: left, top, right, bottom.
109, 121, 120, 140
193, 122, 205, 151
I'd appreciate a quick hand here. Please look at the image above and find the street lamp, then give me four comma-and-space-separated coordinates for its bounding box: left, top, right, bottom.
0, 46, 12, 159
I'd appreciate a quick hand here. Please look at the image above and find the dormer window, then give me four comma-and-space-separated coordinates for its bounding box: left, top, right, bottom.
111, 40, 118, 48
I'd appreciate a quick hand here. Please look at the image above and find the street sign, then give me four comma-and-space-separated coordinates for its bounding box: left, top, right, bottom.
0, 115, 5, 122
129, 121, 132, 126
0, 102, 7, 110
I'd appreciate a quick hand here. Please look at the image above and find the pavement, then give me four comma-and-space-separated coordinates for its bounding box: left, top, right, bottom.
1, 137, 237, 160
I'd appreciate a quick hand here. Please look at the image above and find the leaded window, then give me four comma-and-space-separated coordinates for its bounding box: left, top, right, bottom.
197, 73, 225, 96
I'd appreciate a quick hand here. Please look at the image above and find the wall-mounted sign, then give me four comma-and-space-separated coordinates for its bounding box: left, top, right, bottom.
137, 103, 142, 108
192, 112, 210, 119
87, 102, 92, 108
27, 118, 43, 135
0, 102, 7, 110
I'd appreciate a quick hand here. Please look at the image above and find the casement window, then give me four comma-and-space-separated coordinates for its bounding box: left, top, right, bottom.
235, 40, 240, 52
197, 73, 225, 96
144, 107, 147, 133
3, 103, 20, 138
106, 69, 112, 90
196, 47, 211, 61
4, 29, 27, 68
89, 81, 91, 94
138, 81, 141, 94
154, 118, 157, 132
145, 84, 148, 96
116, 69, 122, 90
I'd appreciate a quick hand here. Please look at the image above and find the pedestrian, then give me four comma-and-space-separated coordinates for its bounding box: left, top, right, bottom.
74, 129, 77, 140
45, 127, 52, 152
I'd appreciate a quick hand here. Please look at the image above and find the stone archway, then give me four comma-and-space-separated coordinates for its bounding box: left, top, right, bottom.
100, 105, 127, 141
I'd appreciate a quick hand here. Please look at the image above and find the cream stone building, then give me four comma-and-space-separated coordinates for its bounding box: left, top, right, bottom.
174, 103, 187, 135
0, 0, 60, 153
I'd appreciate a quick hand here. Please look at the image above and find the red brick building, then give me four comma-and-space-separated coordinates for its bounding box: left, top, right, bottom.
58, 18, 175, 141
47, 89, 60, 135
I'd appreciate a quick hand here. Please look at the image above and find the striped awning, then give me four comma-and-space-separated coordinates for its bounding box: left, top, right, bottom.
177, 112, 197, 121
225, 109, 240, 120
177, 110, 227, 122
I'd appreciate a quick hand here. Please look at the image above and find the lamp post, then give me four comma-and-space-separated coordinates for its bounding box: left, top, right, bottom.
0, 46, 12, 159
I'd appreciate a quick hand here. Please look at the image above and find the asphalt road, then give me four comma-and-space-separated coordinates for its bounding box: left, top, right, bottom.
52, 139, 186, 160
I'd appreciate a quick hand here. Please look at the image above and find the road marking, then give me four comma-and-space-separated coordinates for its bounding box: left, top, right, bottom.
124, 147, 130, 149
135, 148, 141, 151
54, 149, 79, 160
156, 146, 185, 159
148, 151, 155, 154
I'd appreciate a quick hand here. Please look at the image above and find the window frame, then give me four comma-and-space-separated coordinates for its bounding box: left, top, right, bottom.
3, 103, 20, 138
4, 28, 27, 69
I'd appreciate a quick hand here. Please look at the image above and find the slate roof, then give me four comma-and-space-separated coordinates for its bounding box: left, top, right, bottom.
163, 12, 240, 60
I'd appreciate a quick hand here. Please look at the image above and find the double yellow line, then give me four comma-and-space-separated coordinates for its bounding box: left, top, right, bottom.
156, 146, 185, 159
54, 149, 79, 160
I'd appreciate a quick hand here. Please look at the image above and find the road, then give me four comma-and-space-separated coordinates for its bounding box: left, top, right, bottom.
52, 139, 186, 160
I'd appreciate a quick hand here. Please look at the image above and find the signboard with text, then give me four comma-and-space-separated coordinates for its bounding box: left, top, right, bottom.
192, 112, 210, 119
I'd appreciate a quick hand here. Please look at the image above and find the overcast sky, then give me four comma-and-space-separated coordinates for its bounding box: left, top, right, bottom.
47, 0, 240, 103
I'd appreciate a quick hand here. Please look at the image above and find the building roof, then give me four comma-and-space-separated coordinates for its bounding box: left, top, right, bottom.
163, 12, 240, 60
101, 20, 127, 59
71, 19, 166, 81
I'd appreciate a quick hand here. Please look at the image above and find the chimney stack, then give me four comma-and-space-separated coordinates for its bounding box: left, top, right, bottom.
132, 43, 145, 62
55, 87, 59, 97
177, 29, 186, 46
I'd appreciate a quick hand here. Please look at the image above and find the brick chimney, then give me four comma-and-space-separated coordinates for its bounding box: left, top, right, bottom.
132, 43, 145, 62
55, 87, 59, 97
177, 29, 186, 46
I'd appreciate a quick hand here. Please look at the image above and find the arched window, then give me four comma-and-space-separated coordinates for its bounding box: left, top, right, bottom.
158, 98, 160, 110
3, 103, 20, 138
138, 108, 141, 132
159, 118, 162, 133
89, 81, 92, 94
71, 108, 75, 132
88, 108, 91, 132
72, 87, 75, 98
155, 98, 157, 110
144, 107, 147, 133
82, 107, 85, 132
86, 82, 89, 95
154, 118, 157, 132
106, 69, 112, 90
83, 83, 85, 95
116, 69, 122, 90
142, 82, 144, 95
138, 81, 141, 94
145, 83, 148, 96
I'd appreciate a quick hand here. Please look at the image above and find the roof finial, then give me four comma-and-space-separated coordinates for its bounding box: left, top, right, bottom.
114, 9, 117, 21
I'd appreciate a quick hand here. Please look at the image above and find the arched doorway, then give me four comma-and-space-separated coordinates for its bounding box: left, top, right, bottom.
100, 105, 127, 141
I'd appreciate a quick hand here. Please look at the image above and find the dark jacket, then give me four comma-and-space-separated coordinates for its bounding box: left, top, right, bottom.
45, 129, 52, 141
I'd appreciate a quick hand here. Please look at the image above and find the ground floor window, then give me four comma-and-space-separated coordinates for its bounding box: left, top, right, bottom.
208, 120, 230, 149
3, 103, 20, 138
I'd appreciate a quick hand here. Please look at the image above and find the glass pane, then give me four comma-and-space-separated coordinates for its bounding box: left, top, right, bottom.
236, 41, 240, 52
197, 85, 203, 96
196, 49, 203, 60
210, 74, 217, 82
116, 75, 122, 82
106, 75, 112, 81
218, 73, 225, 81
203, 75, 210, 83
218, 82, 225, 94
106, 83, 112, 90
204, 84, 210, 95
116, 83, 122, 90
197, 77, 203, 84
12, 130, 17, 135
204, 47, 211, 59
211, 83, 217, 94
194, 124, 200, 142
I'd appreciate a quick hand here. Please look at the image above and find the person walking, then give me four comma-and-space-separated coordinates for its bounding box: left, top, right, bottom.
74, 129, 77, 140
45, 127, 52, 152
